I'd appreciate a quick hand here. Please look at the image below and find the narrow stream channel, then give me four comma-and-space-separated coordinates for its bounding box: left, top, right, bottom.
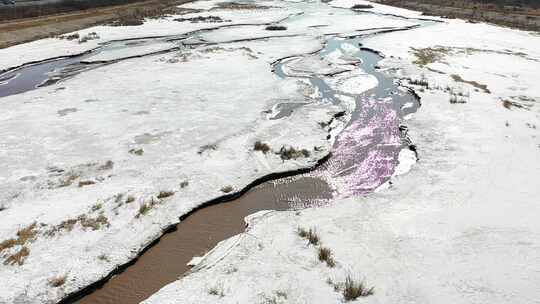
1, 3, 431, 304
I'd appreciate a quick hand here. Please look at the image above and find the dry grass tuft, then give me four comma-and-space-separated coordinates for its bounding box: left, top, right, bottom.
351, 4, 373, 9
4, 246, 30, 266
0, 223, 38, 254
265, 25, 287, 31
99, 160, 114, 170
208, 285, 224, 297
78, 180, 96, 187
129, 148, 144, 156
278, 146, 310, 160
98, 254, 110, 262
502, 99, 526, 110
49, 275, 67, 287
254, 141, 271, 153
297, 227, 319, 245
79, 214, 109, 230
57, 173, 79, 188
451, 74, 490, 93
157, 190, 175, 199
138, 204, 152, 217
410, 46, 450, 66
343, 275, 374, 301
449, 93, 467, 104
221, 186, 234, 193
318, 246, 336, 267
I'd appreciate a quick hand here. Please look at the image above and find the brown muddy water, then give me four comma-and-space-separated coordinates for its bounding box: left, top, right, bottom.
70, 176, 331, 304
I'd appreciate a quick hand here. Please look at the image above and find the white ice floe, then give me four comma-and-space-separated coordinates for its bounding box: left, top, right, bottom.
327, 69, 378, 95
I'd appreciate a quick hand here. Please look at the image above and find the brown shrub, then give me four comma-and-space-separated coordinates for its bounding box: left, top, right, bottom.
4, 246, 30, 266
297, 227, 319, 245
49, 275, 67, 287
254, 141, 271, 153
318, 246, 336, 267
343, 276, 374, 301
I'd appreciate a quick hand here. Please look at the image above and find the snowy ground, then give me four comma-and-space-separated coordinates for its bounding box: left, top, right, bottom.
141, 1, 540, 304
0, 0, 432, 303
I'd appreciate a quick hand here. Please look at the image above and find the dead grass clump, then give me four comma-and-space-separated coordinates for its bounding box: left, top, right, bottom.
47, 213, 109, 236
208, 285, 224, 297
451, 74, 490, 93
174, 15, 229, 23
198, 144, 217, 155
449, 94, 467, 104
111, 5, 182, 26
265, 25, 287, 31
129, 148, 144, 156
136, 196, 163, 218
79, 214, 109, 230
78, 180, 96, 187
261, 290, 288, 303
99, 160, 114, 170
49, 218, 78, 235
0, 223, 38, 254
215, 2, 270, 10
98, 254, 110, 262
137, 204, 152, 217
410, 46, 451, 66
4, 246, 30, 266
221, 186, 234, 193
343, 276, 374, 301
49, 275, 67, 287
57, 173, 79, 188
408, 76, 430, 88
91, 203, 103, 212
254, 141, 271, 153
60, 33, 80, 40
502, 99, 525, 110
0, 239, 16, 253
278, 146, 310, 160
318, 246, 336, 268
297, 227, 319, 245
351, 4, 373, 9
157, 190, 175, 199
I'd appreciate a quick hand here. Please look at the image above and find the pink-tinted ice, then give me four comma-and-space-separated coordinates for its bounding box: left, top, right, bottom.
314, 96, 403, 197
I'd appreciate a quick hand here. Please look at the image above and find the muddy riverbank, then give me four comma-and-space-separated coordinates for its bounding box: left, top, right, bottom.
0, 0, 193, 49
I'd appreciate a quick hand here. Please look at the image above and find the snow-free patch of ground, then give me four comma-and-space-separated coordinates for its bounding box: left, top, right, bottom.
142, 2, 540, 304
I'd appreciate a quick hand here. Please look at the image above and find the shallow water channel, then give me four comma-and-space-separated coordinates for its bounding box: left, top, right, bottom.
1, 5, 428, 304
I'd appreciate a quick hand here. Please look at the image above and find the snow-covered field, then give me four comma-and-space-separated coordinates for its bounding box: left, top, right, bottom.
0, 0, 426, 303
1, 0, 539, 303
141, 1, 540, 304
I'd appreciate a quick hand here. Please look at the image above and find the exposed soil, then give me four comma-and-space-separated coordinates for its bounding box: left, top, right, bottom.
0, 0, 194, 49
374, 0, 540, 31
